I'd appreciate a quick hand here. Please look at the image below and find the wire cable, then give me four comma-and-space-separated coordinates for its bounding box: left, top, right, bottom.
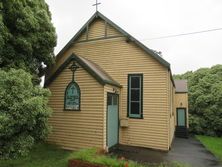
140, 27, 222, 41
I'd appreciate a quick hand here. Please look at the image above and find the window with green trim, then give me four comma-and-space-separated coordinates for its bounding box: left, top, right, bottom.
64, 82, 81, 111
127, 74, 143, 118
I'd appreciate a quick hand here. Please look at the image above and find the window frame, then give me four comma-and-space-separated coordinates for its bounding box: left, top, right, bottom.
64, 81, 81, 111
127, 74, 143, 119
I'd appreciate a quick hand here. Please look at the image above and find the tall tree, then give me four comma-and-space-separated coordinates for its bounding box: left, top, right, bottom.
0, 0, 56, 83
174, 65, 222, 136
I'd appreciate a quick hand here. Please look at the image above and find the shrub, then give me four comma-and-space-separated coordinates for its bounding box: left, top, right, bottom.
174, 65, 222, 136
0, 69, 51, 159
188, 115, 205, 135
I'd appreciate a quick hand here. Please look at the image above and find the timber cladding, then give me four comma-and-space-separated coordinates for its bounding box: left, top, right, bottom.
46, 15, 177, 151
47, 64, 104, 150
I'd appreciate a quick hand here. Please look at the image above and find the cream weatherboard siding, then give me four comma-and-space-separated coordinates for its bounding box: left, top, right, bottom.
107, 23, 122, 37
47, 62, 105, 150
75, 19, 122, 43
46, 17, 176, 151
76, 31, 86, 42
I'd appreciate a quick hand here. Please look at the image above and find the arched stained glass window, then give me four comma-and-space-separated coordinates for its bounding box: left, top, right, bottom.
64, 82, 81, 111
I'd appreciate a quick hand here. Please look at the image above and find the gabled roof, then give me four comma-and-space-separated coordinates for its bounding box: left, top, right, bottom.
174, 80, 188, 93
56, 11, 171, 69
44, 54, 121, 88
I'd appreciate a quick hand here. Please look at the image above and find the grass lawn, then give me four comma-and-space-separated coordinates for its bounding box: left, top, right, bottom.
0, 143, 187, 167
0, 143, 72, 167
196, 135, 222, 161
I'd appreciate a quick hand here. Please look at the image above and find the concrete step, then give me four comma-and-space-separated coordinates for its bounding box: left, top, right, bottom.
175, 126, 188, 138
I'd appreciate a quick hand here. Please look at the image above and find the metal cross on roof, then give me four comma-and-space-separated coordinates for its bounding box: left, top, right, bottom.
69, 61, 79, 81
93, 0, 101, 12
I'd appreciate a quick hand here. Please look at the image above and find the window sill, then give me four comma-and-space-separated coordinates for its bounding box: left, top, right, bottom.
128, 116, 143, 119
63, 109, 81, 112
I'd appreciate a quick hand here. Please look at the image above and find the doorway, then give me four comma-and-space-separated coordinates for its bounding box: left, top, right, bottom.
107, 93, 119, 148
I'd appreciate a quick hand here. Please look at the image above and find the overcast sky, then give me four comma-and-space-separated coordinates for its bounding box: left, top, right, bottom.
45, 0, 222, 74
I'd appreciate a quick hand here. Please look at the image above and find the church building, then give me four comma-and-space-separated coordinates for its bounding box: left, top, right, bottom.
45, 12, 188, 151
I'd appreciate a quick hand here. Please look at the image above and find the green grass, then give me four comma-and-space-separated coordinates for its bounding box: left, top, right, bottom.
0, 143, 188, 167
0, 143, 72, 167
196, 135, 222, 161
70, 148, 144, 167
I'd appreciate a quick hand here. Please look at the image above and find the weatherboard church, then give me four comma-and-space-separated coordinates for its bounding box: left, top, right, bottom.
45, 11, 188, 151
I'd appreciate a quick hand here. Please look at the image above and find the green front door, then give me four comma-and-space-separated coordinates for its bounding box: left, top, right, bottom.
107, 93, 118, 148
177, 108, 186, 126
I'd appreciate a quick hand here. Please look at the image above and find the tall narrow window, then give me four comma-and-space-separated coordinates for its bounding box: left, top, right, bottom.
127, 74, 143, 118
64, 82, 81, 111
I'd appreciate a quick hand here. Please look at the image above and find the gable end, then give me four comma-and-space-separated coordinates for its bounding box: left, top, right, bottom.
44, 53, 121, 88
55, 12, 170, 69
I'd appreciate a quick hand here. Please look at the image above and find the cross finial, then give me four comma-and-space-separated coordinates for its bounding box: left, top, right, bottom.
69, 61, 79, 81
93, 0, 101, 12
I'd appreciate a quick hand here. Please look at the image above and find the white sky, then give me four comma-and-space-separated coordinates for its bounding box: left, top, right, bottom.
45, 0, 222, 74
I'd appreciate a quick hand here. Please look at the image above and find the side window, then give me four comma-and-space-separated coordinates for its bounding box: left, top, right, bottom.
127, 74, 143, 118
64, 82, 81, 111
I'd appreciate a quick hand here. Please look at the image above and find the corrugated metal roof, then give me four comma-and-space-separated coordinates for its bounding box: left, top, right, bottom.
76, 55, 121, 87
174, 80, 188, 93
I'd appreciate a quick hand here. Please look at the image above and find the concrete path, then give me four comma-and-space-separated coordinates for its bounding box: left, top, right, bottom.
110, 138, 222, 167
166, 138, 221, 167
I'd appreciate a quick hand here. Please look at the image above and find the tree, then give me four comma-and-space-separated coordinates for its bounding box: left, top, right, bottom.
0, 0, 56, 83
0, 69, 52, 159
174, 65, 222, 136
0, 3, 9, 54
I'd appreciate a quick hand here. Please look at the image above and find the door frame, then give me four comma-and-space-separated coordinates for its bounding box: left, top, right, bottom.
106, 92, 119, 148
176, 108, 187, 127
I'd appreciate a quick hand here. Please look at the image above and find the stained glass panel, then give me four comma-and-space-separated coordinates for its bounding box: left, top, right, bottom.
65, 82, 80, 110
